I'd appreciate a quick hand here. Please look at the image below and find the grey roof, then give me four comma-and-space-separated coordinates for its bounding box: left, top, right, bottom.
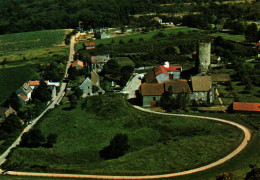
91, 55, 110, 64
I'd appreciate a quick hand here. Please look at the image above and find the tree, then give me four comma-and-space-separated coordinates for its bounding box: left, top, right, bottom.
45, 134, 58, 148
4, 92, 22, 111
69, 95, 78, 107
101, 59, 120, 79
31, 80, 51, 103
119, 39, 125, 44
68, 66, 78, 80
0, 114, 22, 134
20, 129, 45, 148
245, 23, 258, 43
245, 165, 260, 180
74, 87, 83, 99
159, 86, 175, 111
99, 133, 130, 159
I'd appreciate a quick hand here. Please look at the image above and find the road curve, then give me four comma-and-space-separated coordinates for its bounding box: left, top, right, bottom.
2, 106, 251, 179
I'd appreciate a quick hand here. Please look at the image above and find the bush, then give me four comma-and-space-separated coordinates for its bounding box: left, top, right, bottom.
184, 107, 190, 112
99, 133, 130, 160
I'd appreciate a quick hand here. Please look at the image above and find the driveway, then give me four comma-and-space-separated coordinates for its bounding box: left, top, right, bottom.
122, 73, 144, 99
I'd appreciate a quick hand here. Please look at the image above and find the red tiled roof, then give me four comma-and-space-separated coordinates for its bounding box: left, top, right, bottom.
19, 93, 28, 101
29, 80, 49, 86
154, 66, 169, 76
29, 81, 40, 86
165, 80, 192, 94
233, 102, 260, 112
72, 60, 84, 68
140, 83, 164, 96
165, 66, 182, 72
84, 42, 95, 47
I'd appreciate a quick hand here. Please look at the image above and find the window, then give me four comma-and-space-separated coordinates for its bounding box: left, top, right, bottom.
153, 97, 156, 101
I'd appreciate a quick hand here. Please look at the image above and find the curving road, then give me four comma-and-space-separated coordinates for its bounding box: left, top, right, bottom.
0, 35, 75, 168
1, 106, 251, 179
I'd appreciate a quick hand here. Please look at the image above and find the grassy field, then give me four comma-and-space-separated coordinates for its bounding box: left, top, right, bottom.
210, 32, 245, 42
2, 94, 243, 175
0, 30, 68, 104
114, 57, 135, 67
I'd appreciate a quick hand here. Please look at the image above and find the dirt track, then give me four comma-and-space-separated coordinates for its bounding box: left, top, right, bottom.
1, 106, 251, 179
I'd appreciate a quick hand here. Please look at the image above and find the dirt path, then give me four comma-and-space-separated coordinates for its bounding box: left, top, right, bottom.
1, 106, 251, 179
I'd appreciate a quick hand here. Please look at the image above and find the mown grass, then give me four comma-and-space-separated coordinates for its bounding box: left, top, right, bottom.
0, 30, 65, 52
2, 94, 243, 175
210, 32, 245, 42
114, 57, 135, 67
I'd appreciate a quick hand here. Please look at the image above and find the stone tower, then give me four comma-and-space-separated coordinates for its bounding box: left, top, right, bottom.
196, 42, 211, 74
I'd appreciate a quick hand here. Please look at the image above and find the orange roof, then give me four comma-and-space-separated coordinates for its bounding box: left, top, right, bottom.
154, 66, 169, 76
19, 93, 28, 101
140, 83, 164, 96
84, 42, 95, 47
29, 81, 40, 86
29, 80, 49, 86
72, 60, 84, 68
193, 51, 197, 55
233, 102, 260, 112
166, 66, 182, 72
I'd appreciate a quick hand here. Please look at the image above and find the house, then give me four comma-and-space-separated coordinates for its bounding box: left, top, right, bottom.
211, 74, 231, 83
84, 42, 95, 50
140, 83, 165, 107
28, 80, 60, 100
0, 106, 16, 121
79, 77, 105, 98
94, 29, 110, 39
91, 55, 110, 72
151, 17, 162, 24
211, 55, 221, 64
17, 83, 32, 103
144, 63, 182, 84
72, 60, 84, 69
190, 76, 214, 103
165, 80, 192, 97
233, 102, 260, 112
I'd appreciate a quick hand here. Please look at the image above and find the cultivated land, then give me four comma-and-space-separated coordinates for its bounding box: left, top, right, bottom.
0, 30, 68, 104
2, 94, 243, 175
75, 27, 195, 50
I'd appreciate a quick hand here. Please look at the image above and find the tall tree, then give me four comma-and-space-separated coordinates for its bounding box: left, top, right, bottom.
245, 23, 258, 43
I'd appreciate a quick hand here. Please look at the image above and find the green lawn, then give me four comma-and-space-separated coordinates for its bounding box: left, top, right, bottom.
210, 32, 245, 42
114, 57, 135, 67
2, 94, 243, 175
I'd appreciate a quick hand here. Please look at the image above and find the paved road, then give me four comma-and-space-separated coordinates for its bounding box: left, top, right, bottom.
0, 35, 75, 169
122, 73, 144, 99
2, 106, 251, 179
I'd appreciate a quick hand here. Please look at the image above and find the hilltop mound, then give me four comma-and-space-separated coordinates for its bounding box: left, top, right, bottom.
81, 93, 133, 118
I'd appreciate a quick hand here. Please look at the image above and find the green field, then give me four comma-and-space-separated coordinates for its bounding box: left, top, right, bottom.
0, 30, 68, 104
211, 32, 246, 42
114, 57, 135, 67
2, 94, 243, 175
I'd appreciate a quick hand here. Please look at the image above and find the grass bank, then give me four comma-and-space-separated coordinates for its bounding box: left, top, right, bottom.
2, 94, 243, 175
